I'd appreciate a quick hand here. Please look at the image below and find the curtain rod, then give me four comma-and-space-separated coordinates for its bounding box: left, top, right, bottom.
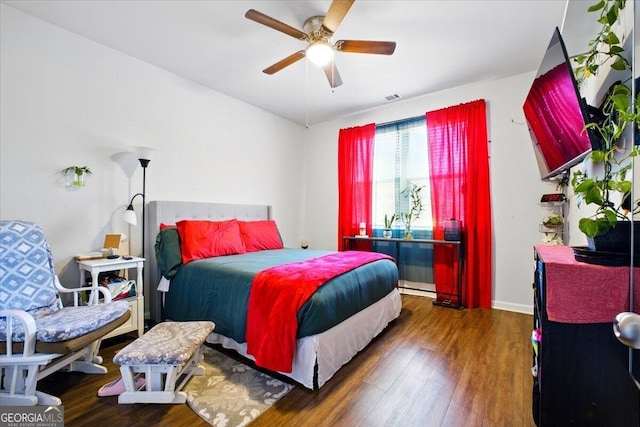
375, 114, 425, 128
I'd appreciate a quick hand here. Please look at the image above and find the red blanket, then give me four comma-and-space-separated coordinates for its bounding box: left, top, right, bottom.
245, 251, 393, 372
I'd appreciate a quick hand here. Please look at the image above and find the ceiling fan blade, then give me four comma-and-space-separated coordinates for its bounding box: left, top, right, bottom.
336, 40, 396, 55
322, 0, 355, 34
245, 9, 307, 40
263, 50, 306, 75
323, 62, 343, 88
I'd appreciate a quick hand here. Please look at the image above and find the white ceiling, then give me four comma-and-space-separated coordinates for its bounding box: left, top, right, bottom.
3, 0, 574, 126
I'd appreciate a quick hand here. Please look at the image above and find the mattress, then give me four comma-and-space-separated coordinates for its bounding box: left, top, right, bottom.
161, 247, 399, 342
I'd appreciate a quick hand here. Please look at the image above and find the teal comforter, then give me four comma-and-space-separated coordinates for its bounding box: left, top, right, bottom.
162, 249, 398, 343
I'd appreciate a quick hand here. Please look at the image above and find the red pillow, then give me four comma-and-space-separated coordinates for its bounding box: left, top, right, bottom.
239, 220, 284, 252
176, 219, 246, 264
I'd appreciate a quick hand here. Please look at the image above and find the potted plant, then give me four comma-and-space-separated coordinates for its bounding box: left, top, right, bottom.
383, 213, 396, 239
571, 0, 640, 252
541, 213, 564, 245
571, 109, 640, 252
542, 212, 564, 229
61, 166, 92, 188
399, 183, 424, 239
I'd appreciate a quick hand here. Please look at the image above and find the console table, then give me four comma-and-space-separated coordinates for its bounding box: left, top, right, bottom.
343, 236, 464, 309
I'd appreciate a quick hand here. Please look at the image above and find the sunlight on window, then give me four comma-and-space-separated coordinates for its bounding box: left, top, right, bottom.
372, 117, 432, 229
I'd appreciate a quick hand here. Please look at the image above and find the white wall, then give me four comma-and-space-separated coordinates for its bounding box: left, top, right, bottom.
1, 4, 582, 314
303, 73, 558, 313
0, 6, 306, 308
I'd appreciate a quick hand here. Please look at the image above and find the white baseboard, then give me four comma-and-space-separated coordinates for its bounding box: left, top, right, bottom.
396, 281, 534, 315
397, 280, 435, 299
491, 300, 534, 315
398, 287, 435, 299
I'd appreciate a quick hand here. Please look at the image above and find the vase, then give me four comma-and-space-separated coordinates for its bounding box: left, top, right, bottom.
588, 220, 640, 254
65, 171, 85, 188
404, 226, 413, 239
73, 172, 85, 187
383, 228, 392, 239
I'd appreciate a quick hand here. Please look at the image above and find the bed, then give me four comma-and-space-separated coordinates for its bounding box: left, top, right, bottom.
146, 200, 401, 389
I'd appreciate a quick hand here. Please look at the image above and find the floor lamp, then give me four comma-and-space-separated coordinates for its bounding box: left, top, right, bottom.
122, 158, 150, 267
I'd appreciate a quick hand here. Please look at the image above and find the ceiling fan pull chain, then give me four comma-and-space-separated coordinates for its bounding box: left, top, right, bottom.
305, 58, 310, 129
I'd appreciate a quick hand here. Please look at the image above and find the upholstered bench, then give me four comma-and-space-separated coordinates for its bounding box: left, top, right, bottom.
113, 321, 214, 404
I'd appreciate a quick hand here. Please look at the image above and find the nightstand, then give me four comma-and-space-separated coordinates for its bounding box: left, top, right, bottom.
76, 256, 145, 339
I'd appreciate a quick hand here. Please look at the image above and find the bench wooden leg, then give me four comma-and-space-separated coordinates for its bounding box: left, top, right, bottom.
117, 346, 206, 404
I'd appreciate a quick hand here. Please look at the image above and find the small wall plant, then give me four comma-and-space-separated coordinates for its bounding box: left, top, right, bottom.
61, 166, 92, 187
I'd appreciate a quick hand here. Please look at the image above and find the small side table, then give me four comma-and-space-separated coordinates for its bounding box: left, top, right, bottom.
76, 256, 145, 339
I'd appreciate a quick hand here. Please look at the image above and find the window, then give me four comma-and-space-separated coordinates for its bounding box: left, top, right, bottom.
371, 116, 433, 290
372, 116, 432, 230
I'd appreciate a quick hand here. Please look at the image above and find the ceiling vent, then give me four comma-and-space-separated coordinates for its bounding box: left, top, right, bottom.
384, 94, 401, 101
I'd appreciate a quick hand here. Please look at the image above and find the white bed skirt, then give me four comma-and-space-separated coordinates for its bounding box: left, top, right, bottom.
206, 287, 402, 389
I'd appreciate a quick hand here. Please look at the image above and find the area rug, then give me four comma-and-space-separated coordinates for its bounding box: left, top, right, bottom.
184, 345, 295, 426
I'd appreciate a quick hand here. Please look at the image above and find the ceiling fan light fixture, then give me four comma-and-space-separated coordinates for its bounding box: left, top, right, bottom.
246, 2, 397, 87
306, 40, 335, 66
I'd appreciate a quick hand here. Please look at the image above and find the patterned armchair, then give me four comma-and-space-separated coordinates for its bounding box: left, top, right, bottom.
0, 220, 131, 406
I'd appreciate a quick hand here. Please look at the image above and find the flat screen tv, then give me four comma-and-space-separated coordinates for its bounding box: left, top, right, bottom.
523, 27, 601, 180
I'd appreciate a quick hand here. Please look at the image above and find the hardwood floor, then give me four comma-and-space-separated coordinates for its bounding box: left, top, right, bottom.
37, 295, 535, 426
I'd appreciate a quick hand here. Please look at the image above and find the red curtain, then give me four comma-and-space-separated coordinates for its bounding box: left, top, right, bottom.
426, 100, 492, 308
337, 123, 376, 251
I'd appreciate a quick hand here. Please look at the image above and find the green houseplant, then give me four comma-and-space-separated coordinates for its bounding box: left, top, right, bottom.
399, 183, 424, 239
61, 166, 92, 188
383, 213, 396, 239
570, 0, 640, 251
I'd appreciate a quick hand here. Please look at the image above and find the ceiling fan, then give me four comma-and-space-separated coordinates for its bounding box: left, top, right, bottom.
245, 0, 396, 88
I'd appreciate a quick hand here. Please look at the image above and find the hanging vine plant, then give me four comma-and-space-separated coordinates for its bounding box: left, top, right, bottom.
573, 0, 629, 85
570, 0, 640, 241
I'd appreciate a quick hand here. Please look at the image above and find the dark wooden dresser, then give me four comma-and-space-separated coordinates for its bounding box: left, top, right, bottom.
532, 245, 639, 426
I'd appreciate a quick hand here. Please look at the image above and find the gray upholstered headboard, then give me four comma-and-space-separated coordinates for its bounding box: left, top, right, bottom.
145, 200, 272, 321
